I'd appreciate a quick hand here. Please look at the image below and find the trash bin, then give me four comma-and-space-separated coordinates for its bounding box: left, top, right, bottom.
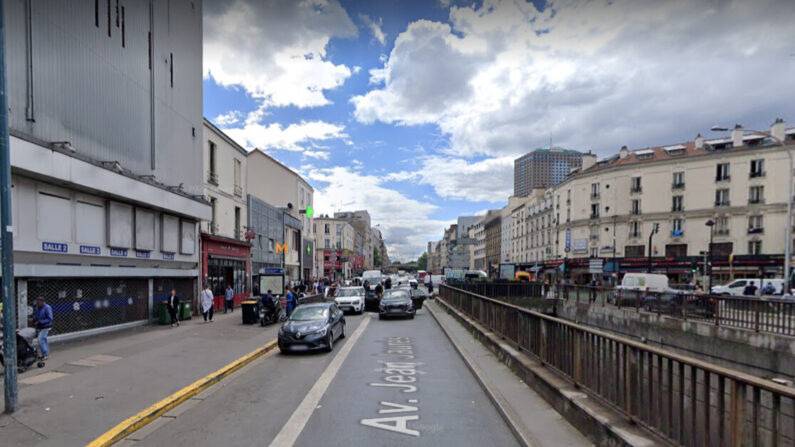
241, 300, 259, 325
178, 301, 192, 320
155, 302, 170, 325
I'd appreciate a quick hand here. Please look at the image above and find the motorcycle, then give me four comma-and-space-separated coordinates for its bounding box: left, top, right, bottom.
259, 301, 287, 326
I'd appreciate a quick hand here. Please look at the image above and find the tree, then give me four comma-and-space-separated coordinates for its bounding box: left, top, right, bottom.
374, 246, 382, 267
417, 253, 428, 270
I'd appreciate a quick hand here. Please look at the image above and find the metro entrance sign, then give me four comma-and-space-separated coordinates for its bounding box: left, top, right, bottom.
589, 258, 604, 274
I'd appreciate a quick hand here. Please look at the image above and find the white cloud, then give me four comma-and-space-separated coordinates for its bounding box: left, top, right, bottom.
223, 120, 347, 152
204, 0, 356, 109
352, 0, 795, 158
306, 166, 450, 260
213, 110, 243, 127
359, 14, 386, 45
304, 150, 331, 160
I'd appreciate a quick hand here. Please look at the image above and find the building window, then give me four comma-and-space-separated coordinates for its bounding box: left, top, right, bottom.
590, 204, 600, 219
749, 186, 764, 204
711, 242, 733, 257
750, 159, 765, 178
671, 219, 683, 235
748, 240, 762, 255
665, 244, 687, 258
630, 199, 641, 215
748, 215, 764, 234
631, 177, 642, 193
591, 183, 600, 199
234, 159, 242, 196
625, 245, 645, 257
209, 197, 217, 234
324, 224, 330, 234
672, 196, 683, 212
325, 239, 330, 249
672, 171, 684, 189
268, 239, 275, 253
715, 189, 730, 206
715, 216, 729, 235
630, 221, 641, 238
590, 247, 599, 258
716, 163, 730, 181
234, 207, 241, 239
208, 141, 218, 184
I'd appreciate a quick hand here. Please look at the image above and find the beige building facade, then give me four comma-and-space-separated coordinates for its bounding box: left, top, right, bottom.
203, 120, 247, 240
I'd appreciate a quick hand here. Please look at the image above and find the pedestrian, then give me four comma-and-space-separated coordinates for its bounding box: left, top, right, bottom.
743, 282, 758, 297
427, 279, 434, 295
201, 283, 214, 322
375, 282, 384, 299
167, 289, 180, 327
224, 284, 235, 313
32, 296, 53, 360
762, 282, 776, 295
284, 286, 296, 317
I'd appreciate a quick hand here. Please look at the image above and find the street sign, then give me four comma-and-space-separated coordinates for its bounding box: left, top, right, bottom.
565, 230, 571, 249
589, 258, 604, 274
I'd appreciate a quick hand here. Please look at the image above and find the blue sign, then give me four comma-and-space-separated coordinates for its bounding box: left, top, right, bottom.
261, 268, 284, 275
42, 242, 68, 253
135, 251, 150, 259
79, 245, 101, 255
162, 253, 175, 260
110, 248, 128, 257
565, 230, 571, 249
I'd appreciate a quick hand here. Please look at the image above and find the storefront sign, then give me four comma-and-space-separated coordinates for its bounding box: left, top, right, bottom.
162, 253, 175, 260
79, 245, 101, 255
42, 242, 68, 253
260, 268, 284, 275
135, 250, 151, 259
572, 238, 588, 253
110, 248, 128, 257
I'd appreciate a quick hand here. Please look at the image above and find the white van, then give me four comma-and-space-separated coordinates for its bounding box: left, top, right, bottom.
362, 270, 383, 285
711, 278, 785, 296
619, 273, 670, 292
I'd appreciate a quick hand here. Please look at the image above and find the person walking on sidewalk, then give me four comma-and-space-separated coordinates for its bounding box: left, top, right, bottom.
284, 286, 295, 317
201, 283, 214, 322
167, 289, 180, 327
224, 284, 235, 313
33, 296, 53, 360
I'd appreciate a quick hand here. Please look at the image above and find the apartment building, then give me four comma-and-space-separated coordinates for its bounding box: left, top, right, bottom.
314, 216, 356, 280
553, 120, 795, 282
472, 217, 487, 270
514, 148, 590, 196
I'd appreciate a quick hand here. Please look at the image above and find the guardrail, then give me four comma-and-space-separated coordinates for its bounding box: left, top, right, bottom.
446, 281, 544, 298
440, 284, 795, 447
556, 285, 795, 337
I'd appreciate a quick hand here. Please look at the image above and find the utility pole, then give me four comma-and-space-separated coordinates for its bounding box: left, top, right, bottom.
647, 223, 659, 273
0, 0, 19, 414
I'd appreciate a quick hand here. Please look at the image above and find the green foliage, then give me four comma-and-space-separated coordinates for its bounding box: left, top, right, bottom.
417, 252, 428, 270
374, 246, 381, 267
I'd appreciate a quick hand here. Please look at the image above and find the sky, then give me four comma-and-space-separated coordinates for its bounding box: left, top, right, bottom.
203, 0, 795, 262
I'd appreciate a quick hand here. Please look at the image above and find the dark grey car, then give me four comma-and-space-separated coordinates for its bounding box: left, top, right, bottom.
278, 303, 345, 353
379, 290, 415, 319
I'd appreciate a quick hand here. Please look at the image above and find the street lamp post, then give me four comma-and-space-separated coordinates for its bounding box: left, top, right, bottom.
711, 124, 792, 288
605, 206, 617, 285
647, 223, 659, 273
706, 219, 715, 291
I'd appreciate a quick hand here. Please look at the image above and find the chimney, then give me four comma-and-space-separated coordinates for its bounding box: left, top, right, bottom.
619, 145, 629, 159
694, 133, 703, 150
732, 124, 743, 147
581, 153, 597, 171
771, 117, 786, 143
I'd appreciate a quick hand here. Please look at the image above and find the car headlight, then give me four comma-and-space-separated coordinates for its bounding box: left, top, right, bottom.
312, 327, 327, 336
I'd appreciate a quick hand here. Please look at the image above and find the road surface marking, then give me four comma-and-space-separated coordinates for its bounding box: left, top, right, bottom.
268, 316, 371, 447
364, 336, 422, 436
69, 354, 122, 367
88, 339, 279, 447
19, 371, 69, 385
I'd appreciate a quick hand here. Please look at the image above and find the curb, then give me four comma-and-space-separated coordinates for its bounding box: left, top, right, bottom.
433, 297, 665, 447
426, 302, 536, 447
87, 339, 279, 447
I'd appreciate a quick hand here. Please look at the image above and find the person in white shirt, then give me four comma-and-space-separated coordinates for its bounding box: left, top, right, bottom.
201, 283, 214, 322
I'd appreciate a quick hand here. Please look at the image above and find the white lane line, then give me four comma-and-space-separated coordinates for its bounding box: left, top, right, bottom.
268, 315, 371, 447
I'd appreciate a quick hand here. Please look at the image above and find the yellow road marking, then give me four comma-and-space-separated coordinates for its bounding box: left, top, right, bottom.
87, 339, 278, 447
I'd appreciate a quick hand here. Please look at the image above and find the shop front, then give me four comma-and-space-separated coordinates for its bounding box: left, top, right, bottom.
201, 234, 252, 309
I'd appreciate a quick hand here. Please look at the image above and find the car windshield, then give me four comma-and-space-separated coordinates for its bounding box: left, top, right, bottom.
336, 288, 363, 297
289, 307, 329, 321
383, 291, 409, 301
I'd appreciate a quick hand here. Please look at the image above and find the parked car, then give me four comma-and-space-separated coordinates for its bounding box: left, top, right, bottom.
379, 290, 415, 320
278, 303, 345, 353
711, 278, 785, 296
610, 273, 671, 305
642, 290, 715, 318
334, 287, 365, 314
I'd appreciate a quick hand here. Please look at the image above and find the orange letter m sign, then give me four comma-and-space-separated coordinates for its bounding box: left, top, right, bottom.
275, 242, 288, 254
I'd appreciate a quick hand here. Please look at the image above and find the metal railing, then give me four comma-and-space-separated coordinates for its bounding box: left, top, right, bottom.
556, 284, 795, 337
440, 284, 795, 447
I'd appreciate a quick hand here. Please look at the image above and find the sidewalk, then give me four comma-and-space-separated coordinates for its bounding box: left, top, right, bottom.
426, 300, 593, 447
0, 309, 280, 447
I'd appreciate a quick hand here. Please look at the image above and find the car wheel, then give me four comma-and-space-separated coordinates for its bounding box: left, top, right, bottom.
409, 314, 415, 320
326, 334, 334, 352
378, 314, 384, 320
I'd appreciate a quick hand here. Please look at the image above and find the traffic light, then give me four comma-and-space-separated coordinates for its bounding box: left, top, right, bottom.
690, 262, 698, 275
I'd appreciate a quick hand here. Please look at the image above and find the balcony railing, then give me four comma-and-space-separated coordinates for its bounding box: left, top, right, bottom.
671, 206, 683, 212
749, 197, 764, 204
747, 227, 764, 234
715, 175, 731, 182
671, 182, 685, 189
589, 214, 600, 220
715, 200, 730, 207
207, 171, 219, 185
749, 171, 765, 178
590, 192, 600, 200
715, 228, 730, 236
630, 186, 642, 193
589, 234, 599, 240
629, 209, 641, 215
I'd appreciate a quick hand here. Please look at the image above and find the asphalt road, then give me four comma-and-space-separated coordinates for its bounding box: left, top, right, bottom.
137, 304, 521, 447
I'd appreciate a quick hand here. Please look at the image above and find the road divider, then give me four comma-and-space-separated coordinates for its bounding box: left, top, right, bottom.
87, 339, 279, 447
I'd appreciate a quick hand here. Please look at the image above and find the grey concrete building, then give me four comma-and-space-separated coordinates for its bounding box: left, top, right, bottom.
6, 1, 210, 337
514, 148, 589, 196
